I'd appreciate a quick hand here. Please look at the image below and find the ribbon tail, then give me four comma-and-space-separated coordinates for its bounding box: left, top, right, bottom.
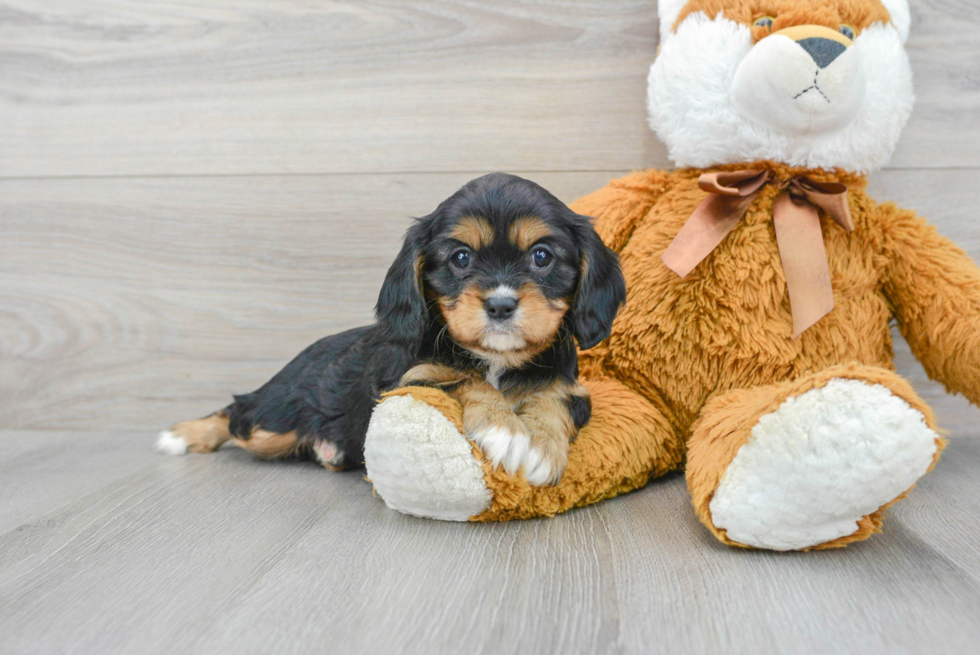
662, 192, 756, 278
794, 178, 854, 232
773, 193, 835, 339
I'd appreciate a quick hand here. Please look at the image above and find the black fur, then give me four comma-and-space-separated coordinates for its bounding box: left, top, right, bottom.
221, 173, 626, 470
565, 394, 592, 431
569, 221, 628, 349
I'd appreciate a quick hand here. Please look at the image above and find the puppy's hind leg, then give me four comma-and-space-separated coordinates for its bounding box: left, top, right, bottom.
157, 412, 232, 455
228, 428, 300, 459
311, 438, 347, 471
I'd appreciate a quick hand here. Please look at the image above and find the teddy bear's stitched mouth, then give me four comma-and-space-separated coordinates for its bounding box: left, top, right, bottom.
793, 73, 831, 104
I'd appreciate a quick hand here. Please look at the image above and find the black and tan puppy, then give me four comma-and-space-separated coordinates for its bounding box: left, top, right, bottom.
158, 173, 626, 486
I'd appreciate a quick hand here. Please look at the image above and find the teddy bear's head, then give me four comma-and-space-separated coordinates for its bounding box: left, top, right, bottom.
648, 0, 913, 174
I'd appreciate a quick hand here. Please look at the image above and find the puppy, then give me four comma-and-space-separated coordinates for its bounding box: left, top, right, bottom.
157, 173, 626, 486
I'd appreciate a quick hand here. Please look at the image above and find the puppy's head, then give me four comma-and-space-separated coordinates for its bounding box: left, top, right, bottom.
375, 173, 626, 362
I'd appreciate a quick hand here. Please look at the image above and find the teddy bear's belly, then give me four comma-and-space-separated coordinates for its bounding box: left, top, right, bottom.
605, 215, 894, 431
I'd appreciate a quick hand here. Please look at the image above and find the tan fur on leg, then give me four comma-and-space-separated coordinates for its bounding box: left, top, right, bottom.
456, 379, 528, 438
453, 379, 530, 476
400, 363, 470, 387
511, 381, 584, 486
168, 413, 232, 453
230, 428, 300, 459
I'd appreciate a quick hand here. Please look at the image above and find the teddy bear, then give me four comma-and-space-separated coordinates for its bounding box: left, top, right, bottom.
361, 0, 980, 551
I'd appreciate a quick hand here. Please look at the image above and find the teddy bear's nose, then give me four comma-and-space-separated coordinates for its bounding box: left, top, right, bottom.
797, 37, 847, 69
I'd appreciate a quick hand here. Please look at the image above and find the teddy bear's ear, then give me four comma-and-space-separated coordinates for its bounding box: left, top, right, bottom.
880, 0, 911, 43
657, 0, 689, 44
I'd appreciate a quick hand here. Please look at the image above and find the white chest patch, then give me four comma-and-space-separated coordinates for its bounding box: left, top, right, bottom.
485, 364, 504, 390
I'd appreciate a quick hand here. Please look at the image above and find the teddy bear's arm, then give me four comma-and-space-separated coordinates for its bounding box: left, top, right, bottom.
570, 169, 674, 253
881, 203, 980, 406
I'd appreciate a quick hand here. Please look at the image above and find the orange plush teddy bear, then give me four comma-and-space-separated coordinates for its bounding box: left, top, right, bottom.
363, 0, 980, 551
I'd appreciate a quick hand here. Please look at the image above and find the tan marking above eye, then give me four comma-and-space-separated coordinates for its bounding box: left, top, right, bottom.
447, 216, 495, 250
508, 216, 554, 250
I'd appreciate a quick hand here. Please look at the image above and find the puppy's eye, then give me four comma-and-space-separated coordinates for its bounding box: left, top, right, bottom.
838, 24, 855, 40
530, 247, 553, 270
451, 249, 471, 269
753, 16, 774, 30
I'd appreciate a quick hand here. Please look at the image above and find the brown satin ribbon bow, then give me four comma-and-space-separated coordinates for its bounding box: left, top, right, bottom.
661, 169, 854, 339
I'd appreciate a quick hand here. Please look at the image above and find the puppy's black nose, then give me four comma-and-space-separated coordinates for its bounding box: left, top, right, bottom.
797, 37, 847, 69
484, 296, 518, 320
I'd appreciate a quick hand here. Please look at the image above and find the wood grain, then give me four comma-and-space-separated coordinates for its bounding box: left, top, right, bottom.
1, 430, 978, 654
0, 0, 665, 177
1, 0, 978, 178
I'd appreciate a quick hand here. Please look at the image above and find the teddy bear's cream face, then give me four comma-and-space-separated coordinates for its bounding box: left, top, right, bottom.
648, 0, 913, 174
731, 24, 865, 137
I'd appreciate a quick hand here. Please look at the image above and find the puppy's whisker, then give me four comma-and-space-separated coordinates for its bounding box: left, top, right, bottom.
435, 324, 450, 350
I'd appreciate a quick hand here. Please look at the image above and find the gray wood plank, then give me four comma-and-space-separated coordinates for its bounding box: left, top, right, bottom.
0, 0, 665, 177
893, 435, 980, 585
191, 495, 622, 655
1, 0, 978, 178
0, 430, 160, 534
1, 430, 978, 655
3, 169, 978, 432
0, 439, 361, 655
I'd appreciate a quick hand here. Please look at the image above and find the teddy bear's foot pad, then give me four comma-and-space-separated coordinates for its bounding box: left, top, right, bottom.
709, 379, 939, 551
364, 394, 493, 521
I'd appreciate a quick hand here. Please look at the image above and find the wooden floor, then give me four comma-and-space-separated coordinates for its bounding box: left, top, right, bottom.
2, 1, 980, 653
0, 431, 978, 655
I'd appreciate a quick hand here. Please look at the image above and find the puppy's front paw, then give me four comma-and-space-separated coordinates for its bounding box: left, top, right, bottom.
521, 439, 568, 487
469, 421, 531, 477
469, 420, 569, 487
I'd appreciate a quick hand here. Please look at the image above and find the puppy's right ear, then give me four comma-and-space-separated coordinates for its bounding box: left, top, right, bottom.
569, 214, 627, 350
375, 218, 431, 352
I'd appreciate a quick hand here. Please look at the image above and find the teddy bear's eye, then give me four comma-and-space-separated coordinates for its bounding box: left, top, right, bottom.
839, 24, 856, 40
753, 16, 774, 30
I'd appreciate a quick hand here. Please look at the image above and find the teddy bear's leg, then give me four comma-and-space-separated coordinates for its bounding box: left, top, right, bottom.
364, 378, 684, 521
686, 364, 945, 551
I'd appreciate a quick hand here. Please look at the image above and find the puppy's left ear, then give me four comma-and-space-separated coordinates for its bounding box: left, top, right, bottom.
375, 217, 431, 353
570, 214, 627, 349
